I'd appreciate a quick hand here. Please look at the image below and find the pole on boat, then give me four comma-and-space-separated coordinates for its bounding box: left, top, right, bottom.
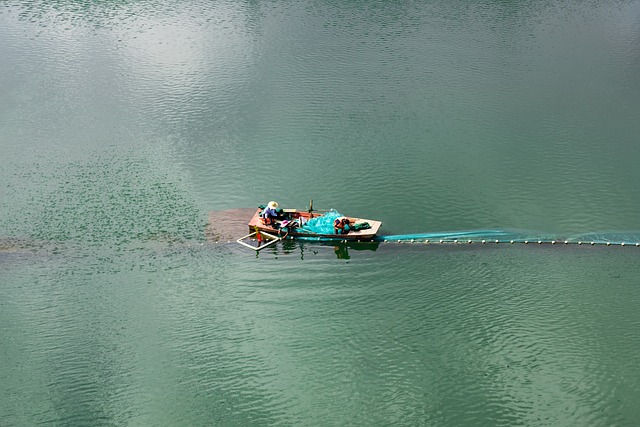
309, 199, 313, 218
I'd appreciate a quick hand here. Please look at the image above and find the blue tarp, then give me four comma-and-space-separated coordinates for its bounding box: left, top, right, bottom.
298, 210, 343, 235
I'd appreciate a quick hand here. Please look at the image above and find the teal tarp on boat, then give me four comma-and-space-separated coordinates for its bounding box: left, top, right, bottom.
299, 210, 343, 234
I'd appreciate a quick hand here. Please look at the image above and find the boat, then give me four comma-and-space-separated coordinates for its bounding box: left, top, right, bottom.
246, 203, 382, 242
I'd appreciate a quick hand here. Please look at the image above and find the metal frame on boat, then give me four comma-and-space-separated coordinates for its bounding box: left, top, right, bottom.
236, 230, 281, 251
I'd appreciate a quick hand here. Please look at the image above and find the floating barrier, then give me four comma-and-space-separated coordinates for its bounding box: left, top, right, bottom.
372, 230, 640, 247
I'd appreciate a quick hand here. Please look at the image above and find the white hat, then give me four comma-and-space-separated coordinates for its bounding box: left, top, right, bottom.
268, 201, 278, 209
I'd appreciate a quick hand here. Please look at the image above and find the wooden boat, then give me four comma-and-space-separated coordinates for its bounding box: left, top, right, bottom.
247, 207, 382, 242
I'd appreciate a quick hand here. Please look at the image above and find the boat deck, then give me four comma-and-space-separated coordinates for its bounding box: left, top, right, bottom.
247, 208, 382, 241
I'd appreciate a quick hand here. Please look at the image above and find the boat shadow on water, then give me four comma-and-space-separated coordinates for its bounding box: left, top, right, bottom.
285, 239, 380, 260
249, 238, 380, 260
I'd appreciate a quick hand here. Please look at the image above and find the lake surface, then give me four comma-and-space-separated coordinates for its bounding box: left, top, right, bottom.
1, 0, 640, 425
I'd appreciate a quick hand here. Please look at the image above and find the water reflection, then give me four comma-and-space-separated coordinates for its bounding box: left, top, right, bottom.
334, 241, 380, 259
278, 239, 380, 260
3, 1, 640, 425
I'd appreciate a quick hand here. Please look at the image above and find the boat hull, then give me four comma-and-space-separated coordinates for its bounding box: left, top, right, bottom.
247, 209, 382, 242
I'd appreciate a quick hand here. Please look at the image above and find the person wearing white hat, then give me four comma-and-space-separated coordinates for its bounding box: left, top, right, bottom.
261, 201, 279, 226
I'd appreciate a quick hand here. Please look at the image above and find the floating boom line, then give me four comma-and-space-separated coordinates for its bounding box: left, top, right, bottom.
375, 229, 640, 246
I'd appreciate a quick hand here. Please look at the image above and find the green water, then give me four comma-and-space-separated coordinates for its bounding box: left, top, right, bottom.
1, 0, 640, 425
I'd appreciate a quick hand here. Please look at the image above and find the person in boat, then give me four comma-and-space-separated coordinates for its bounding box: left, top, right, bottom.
334, 216, 351, 234
261, 201, 280, 226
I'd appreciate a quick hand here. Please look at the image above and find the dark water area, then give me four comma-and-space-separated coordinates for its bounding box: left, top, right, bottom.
2, 0, 640, 425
